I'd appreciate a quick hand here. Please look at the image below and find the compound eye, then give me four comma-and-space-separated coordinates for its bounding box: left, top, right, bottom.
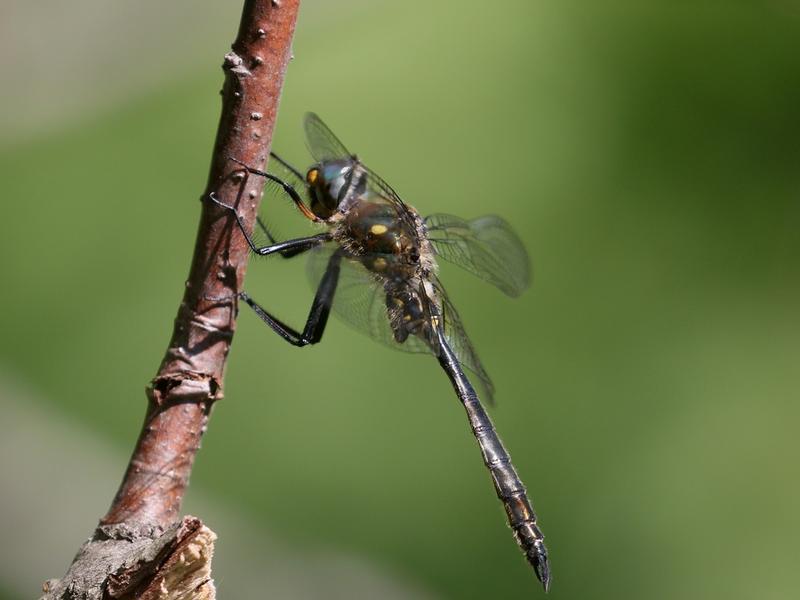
306, 168, 319, 184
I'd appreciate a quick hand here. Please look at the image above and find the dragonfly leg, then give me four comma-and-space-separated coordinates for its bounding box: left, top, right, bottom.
206, 192, 331, 257
239, 250, 343, 347
434, 328, 551, 591
226, 156, 318, 222
246, 153, 316, 258
253, 216, 310, 259
269, 151, 305, 180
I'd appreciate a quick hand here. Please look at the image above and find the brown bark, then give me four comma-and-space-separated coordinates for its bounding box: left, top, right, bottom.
41, 1, 300, 597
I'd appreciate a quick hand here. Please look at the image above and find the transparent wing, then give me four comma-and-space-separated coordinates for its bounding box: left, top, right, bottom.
307, 246, 496, 403
304, 113, 411, 214
304, 112, 352, 162
425, 213, 531, 297
306, 245, 430, 354
430, 277, 496, 404
362, 164, 414, 214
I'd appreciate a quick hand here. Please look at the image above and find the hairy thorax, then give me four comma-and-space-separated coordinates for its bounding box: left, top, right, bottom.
333, 195, 439, 345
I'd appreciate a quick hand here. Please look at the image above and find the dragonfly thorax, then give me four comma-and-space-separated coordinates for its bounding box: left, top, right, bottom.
338, 200, 426, 278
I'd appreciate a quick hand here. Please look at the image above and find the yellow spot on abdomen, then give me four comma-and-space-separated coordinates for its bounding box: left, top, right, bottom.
370, 224, 388, 235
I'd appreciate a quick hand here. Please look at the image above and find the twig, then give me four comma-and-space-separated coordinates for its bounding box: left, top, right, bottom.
41, 1, 300, 597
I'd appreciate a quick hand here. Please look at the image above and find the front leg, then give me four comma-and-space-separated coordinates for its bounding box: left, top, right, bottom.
206, 192, 331, 257
227, 156, 318, 222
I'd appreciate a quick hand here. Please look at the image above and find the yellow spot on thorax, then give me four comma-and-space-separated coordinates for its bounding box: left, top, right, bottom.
370, 224, 388, 235
373, 257, 388, 270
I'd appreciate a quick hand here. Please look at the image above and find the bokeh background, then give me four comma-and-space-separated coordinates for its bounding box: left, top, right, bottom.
1, 1, 799, 598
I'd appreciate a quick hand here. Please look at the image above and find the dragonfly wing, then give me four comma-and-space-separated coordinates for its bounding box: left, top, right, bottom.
304, 112, 353, 162
306, 245, 430, 354
304, 112, 412, 211
307, 248, 494, 402
425, 213, 531, 297
360, 164, 407, 205
430, 277, 496, 404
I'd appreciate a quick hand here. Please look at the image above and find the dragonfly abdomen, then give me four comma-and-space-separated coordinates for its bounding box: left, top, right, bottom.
466, 399, 550, 589
435, 329, 551, 591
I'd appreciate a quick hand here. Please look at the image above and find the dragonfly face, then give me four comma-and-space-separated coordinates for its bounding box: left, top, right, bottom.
306, 158, 357, 219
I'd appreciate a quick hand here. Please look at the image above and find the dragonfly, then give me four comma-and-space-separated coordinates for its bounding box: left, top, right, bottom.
208, 113, 551, 591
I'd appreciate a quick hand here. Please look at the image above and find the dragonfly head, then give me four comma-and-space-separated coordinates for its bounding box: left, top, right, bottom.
306, 159, 356, 220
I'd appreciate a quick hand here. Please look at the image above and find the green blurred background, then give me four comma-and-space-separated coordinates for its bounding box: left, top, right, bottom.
1, 1, 799, 598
